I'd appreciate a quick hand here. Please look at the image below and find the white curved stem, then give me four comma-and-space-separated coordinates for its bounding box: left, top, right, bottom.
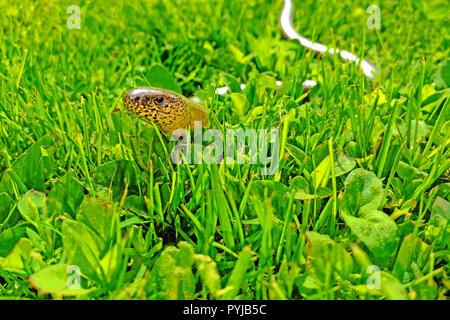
215, 0, 378, 96
280, 0, 378, 80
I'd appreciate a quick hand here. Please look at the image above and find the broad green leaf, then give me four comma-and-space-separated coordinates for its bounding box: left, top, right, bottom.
124, 195, 147, 216
220, 73, 241, 92
393, 234, 431, 283
436, 182, 449, 201
149, 241, 196, 299
110, 110, 138, 138
425, 197, 449, 248
334, 154, 356, 177
146, 64, 181, 93
311, 155, 331, 189
347, 141, 360, 158
430, 197, 450, 221
379, 271, 408, 300
432, 59, 450, 89
286, 143, 307, 164
421, 84, 437, 102
29, 264, 93, 296
421, 89, 450, 114
26, 227, 46, 253
92, 160, 139, 201
404, 179, 425, 200
99, 243, 120, 281
17, 190, 46, 226
296, 273, 327, 299
48, 171, 84, 218
0, 135, 54, 196
342, 211, 399, 265
229, 92, 249, 119
350, 243, 374, 275
77, 197, 115, 243
17, 191, 53, 251
397, 161, 427, 181
290, 176, 314, 199
175, 241, 195, 269
394, 120, 431, 144
305, 232, 353, 285
290, 176, 310, 192
0, 238, 33, 273
290, 175, 333, 199
0, 192, 13, 224
0, 225, 28, 257
61, 220, 104, 282
251, 180, 289, 214
340, 168, 384, 216
409, 263, 438, 300
255, 74, 278, 90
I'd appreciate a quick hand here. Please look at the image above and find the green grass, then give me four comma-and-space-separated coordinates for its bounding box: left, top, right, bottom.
0, 0, 449, 300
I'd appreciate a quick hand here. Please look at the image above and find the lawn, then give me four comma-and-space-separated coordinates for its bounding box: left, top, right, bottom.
0, 0, 448, 300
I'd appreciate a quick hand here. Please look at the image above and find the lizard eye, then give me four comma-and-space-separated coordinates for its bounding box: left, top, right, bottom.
154, 96, 165, 106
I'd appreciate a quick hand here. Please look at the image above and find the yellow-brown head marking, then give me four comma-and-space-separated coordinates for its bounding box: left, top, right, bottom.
124, 86, 209, 135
